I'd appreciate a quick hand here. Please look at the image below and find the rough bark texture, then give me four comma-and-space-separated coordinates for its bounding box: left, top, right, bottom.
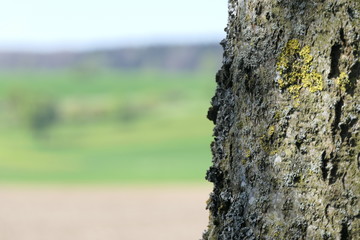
204, 0, 360, 239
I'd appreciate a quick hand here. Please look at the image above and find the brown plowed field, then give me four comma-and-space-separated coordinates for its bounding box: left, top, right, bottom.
0, 185, 211, 240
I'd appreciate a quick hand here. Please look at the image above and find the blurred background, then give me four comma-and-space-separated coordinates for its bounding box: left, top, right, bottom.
0, 0, 227, 239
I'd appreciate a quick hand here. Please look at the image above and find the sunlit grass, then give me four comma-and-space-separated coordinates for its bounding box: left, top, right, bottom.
0, 70, 215, 184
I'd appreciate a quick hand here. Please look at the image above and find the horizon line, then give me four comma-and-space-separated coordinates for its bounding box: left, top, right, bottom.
0, 33, 225, 53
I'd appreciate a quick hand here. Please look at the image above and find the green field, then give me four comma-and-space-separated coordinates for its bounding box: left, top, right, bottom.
0, 70, 216, 184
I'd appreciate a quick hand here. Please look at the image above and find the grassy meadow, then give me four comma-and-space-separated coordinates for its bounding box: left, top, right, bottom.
0, 69, 216, 184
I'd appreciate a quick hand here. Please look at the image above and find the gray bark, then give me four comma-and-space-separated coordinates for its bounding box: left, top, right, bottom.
204, 0, 360, 239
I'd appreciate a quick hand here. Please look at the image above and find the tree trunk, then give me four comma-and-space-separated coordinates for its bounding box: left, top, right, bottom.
204, 0, 360, 239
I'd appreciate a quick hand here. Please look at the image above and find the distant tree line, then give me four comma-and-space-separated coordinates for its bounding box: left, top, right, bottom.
0, 44, 222, 72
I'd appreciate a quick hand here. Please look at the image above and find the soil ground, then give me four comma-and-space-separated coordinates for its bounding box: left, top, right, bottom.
0, 185, 211, 240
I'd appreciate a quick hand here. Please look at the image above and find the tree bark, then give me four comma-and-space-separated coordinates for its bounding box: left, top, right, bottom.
204, 0, 360, 239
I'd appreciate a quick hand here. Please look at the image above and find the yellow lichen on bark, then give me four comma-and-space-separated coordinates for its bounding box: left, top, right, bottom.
336, 72, 350, 92
276, 39, 323, 98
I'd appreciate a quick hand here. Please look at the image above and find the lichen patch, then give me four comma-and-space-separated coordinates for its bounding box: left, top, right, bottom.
276, 39, 323, 99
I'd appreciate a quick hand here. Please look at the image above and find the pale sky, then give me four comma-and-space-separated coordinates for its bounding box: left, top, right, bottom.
0, 0, 228, 51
